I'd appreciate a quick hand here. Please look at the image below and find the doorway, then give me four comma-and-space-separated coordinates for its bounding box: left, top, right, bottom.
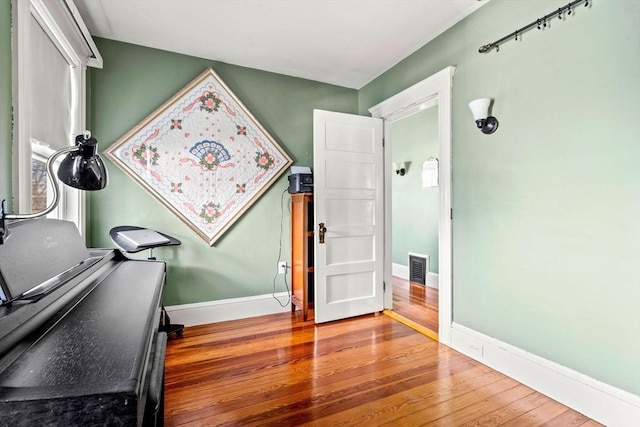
369, 66, 454, 346
390, 105, 440, 335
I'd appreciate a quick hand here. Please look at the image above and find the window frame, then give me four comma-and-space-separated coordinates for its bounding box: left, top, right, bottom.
12, 0, 102, 237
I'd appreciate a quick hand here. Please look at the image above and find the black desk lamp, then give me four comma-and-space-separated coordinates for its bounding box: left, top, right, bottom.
0, 131, 108, 244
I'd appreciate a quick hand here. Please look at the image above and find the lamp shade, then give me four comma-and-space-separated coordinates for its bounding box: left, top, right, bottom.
1, 131, 108, 244
57, 133, 108, 190
468, 98, 491, 121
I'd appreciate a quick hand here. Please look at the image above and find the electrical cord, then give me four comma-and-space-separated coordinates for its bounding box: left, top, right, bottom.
272, 188, 291, 307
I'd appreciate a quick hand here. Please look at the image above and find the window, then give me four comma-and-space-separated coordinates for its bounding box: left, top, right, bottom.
12, 0, 102, 235
30, 141, 53, 214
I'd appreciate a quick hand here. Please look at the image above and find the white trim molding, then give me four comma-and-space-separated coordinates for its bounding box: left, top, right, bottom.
370, 65, 455, 346
63, 0, 103, 68
165, 293, 292, 327
392, 263, 409, 280
450, 323, 640, 426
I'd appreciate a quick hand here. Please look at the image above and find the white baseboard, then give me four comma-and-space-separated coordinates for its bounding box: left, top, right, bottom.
392, 262, 409, 280
392, 262, 439, 289
165, 292, 291, 327
425, 272, 439, 289
450, 323, 640, 426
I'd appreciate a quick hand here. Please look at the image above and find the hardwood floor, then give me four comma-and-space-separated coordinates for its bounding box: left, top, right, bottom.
392, 276, 439, 332
164, 312, 600, 426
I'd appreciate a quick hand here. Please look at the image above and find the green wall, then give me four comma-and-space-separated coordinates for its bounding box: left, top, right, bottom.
391, 106, 439, 273
88, 38, 358, 306
360, 0, 640, 396
2, 0, 638, 399
0, 0, 11, 207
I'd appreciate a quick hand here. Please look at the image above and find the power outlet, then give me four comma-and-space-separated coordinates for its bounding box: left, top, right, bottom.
278, 262, 287, 275
468, 344, 484, 358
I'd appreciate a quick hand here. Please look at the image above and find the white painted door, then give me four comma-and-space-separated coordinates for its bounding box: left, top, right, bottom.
313, 110, 384, 323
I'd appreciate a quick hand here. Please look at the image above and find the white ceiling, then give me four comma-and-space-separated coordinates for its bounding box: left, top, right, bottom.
74, 0, 487, 89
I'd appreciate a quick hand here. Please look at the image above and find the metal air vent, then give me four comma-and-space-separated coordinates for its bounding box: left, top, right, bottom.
408, 253, 429, 285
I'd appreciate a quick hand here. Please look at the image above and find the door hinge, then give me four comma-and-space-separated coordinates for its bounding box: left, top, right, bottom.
383, 281, 386, 291
451, 208, 453, 220
382, 138, 385, 147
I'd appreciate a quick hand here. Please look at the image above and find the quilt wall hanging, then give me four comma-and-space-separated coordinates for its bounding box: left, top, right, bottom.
105, 68, 293, 245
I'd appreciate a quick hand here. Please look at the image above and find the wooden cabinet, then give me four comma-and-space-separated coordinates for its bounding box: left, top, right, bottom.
291, 193, 314, 321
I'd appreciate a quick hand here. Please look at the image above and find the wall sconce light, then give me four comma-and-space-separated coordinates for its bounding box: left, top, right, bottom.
392, 162, 407, 176
0, 131, 108, 244
468, 98, 499, 134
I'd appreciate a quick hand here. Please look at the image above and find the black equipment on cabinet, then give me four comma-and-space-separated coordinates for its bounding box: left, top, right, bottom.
288, 173, 313, 194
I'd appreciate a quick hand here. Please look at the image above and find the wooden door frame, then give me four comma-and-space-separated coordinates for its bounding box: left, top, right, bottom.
369, 66, 454, 346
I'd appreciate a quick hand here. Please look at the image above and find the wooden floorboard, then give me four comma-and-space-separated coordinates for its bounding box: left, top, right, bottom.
392, 276, 438, 332
164, 312, 600, 426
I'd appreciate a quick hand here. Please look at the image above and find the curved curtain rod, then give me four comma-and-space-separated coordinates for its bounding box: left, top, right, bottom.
478, 0, 590, 53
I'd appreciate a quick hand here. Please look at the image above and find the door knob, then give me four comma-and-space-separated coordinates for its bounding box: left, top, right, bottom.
319, 223, 327, 244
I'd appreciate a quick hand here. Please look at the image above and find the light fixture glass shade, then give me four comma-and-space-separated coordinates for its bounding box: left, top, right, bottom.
468, 98, 491, 121
57, 133, 108, 190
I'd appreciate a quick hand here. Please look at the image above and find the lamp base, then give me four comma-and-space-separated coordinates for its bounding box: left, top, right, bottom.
480, 116, 499, 134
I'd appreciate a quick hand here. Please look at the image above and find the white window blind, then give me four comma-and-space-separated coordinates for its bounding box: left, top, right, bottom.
29, 14, 72, 151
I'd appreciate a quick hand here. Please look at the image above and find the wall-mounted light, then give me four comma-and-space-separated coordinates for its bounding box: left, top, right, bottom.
392, 162, 407, 176
468, 98, 499, 134
0, 131, 108, 244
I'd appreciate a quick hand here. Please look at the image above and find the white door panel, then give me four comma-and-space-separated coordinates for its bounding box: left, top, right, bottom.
325, 162, 375, 189
326, 271, 375, 302
313, 109, 384, 323
326, 236, 373, 265
325, 199, 374, 224
324, 123, 376, 153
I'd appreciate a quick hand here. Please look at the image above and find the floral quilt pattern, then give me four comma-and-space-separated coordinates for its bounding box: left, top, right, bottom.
105, 68, 292, 245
